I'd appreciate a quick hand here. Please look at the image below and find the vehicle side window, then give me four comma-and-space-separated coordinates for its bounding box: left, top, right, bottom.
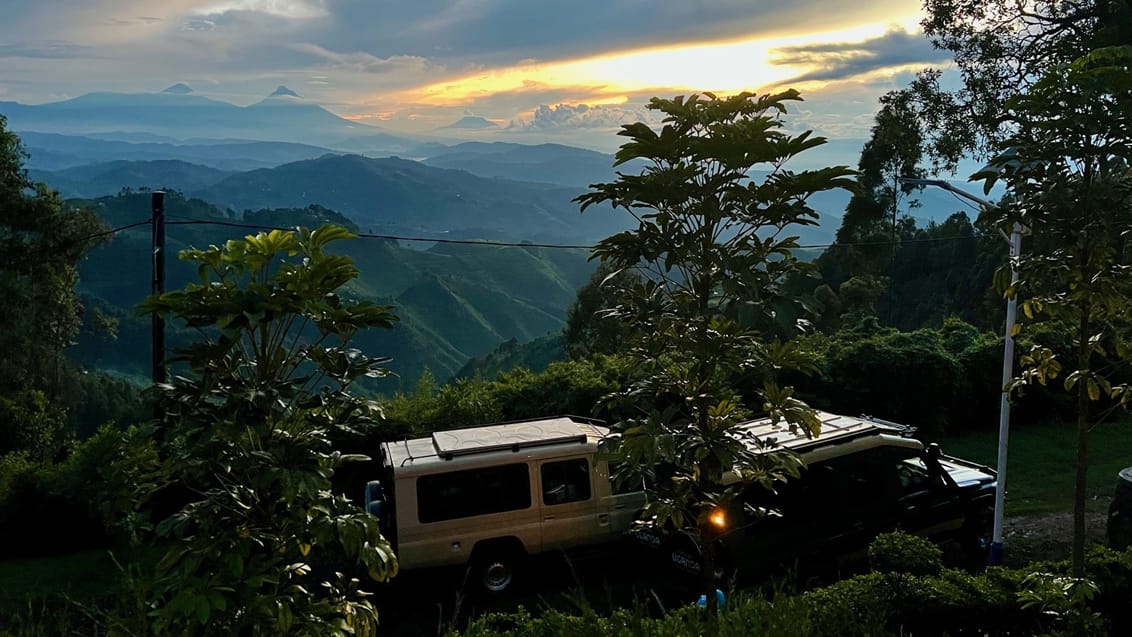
542, 458, 592, 505
896, 457, 933, 493
417, 463, 531, 523
836, 447, 936, 503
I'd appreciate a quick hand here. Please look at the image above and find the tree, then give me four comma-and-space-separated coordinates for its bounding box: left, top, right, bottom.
911, 0, 1130, 170
576, 91, 854, 613
562, 261, 639, 359
821, 92, 927, 327
841, 91, 925, 246
0, 115, 106, 458
976, 46, 1132, 577
140, 226, 399, 635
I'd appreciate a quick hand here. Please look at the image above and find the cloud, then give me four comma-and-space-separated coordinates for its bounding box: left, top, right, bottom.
196, 0, 328, 20
181, 18, 217, 31
291, 43, 436, 75
772, 27, 950, 83
511, 102, 663, 131
299, 0, 921, 67
104, 16, 164, 26
0, 41, 95, 59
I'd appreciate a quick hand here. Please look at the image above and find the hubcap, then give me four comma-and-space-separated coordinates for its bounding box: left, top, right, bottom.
482, 561, 512, 592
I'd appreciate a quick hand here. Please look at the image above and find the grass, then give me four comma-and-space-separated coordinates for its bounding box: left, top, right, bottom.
0, 545, 159, 635
0, 550, 117, 606
939, 416, 1132, 516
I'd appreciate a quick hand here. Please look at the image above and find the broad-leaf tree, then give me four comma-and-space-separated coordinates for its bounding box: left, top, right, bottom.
576, 91, 854, 611
821, 91, 927, 327
911, 0, 1130, 170
0, 115, 106, 458
976, 46, 1132, 577
141, 226, 399, 636
562, 260, 639, 359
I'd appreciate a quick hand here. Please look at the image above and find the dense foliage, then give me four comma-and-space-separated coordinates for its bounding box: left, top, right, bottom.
976, 45, 1132, 576
576, 91, 854, 610
0, 115, 108, 459
139, 226, 399, 635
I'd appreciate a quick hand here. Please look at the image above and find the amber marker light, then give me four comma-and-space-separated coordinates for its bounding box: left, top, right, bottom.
708, 508, 727, 529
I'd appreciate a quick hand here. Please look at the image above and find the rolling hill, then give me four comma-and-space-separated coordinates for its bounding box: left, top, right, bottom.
194, 153, 630, 244
72, 192, 595, 390
30, 160, 234, 198
421, 141, 630, 187
16, 131, 342, 172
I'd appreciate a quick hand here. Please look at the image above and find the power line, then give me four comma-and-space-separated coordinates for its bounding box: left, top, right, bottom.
946, 190, 985, 213
800, 233, 990, 250
165, 218, 598, 249
86, 215, 993, 253
86, 220, 151, 240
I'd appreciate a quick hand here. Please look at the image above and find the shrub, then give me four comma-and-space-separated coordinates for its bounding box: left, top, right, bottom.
0, 457, 108, 558
491, 357, 622, 421
810, 327, 966, 435
1084, 545, 1132, 635
440, 550, 1132, 637
0, 425, 157, 558
868, 531, 944, 576
46, 424, 159, 544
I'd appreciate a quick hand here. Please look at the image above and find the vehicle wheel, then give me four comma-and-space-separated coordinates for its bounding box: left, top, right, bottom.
958, 506, 994, 567
473, 550, 522, 594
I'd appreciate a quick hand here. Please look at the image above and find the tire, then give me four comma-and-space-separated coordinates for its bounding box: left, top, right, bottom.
471, 549, 522, 594
960, 506, 994, 567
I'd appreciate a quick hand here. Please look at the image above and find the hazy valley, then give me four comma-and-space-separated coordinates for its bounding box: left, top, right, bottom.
8, 86, 976, 389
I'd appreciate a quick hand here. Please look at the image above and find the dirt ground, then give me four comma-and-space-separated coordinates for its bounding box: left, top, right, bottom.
1000, 496, 1113, 567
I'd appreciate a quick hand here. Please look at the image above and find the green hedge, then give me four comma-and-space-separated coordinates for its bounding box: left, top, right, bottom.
0, 424, 157, 558
451, 544, 1132, 637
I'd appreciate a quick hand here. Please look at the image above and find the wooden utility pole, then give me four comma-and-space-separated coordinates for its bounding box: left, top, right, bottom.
151, 191, 166, 384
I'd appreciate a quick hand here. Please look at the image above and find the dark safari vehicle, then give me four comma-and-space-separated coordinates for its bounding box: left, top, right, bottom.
645, 412, 997, 581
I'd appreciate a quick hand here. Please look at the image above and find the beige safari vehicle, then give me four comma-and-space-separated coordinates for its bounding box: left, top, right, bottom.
364, 416, 644, 593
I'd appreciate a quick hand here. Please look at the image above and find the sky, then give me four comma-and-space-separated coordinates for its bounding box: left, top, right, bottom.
0, 0, 957, 161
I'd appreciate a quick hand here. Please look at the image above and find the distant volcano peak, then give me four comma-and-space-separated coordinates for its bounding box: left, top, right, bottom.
270, 85, 301, 98
162, 83, 193, 94
440, 115, 499, 130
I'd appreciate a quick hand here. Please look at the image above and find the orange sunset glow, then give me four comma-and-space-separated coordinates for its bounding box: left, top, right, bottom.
388, 16, 923, 111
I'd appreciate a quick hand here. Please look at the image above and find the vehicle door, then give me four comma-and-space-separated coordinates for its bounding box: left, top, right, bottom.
888, 450, 966, 538
728, 461, 853, 572
536, 456, 606, 551
837, 446, 964, 540
595, 460, 646, 539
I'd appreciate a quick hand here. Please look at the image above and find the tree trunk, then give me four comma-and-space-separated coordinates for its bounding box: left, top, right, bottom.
701, 530, 718, 616
1072, 308, 1090, 578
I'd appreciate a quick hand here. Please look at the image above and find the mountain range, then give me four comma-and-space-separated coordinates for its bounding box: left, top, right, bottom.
0, 85, 384, 145
17, 131, 343, 172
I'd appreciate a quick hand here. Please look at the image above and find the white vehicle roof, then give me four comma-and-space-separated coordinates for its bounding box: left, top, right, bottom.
383, 411, 921, 477
384, 416, 608, 475
735, 410, 923, 465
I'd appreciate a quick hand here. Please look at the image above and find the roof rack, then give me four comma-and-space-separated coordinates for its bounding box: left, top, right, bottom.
430, 418, 592, 460
860, 414, 917, 437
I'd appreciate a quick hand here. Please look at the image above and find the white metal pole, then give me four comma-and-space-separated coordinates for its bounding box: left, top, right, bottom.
897, 177, 1016, 565
989, 224, 1022, 565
